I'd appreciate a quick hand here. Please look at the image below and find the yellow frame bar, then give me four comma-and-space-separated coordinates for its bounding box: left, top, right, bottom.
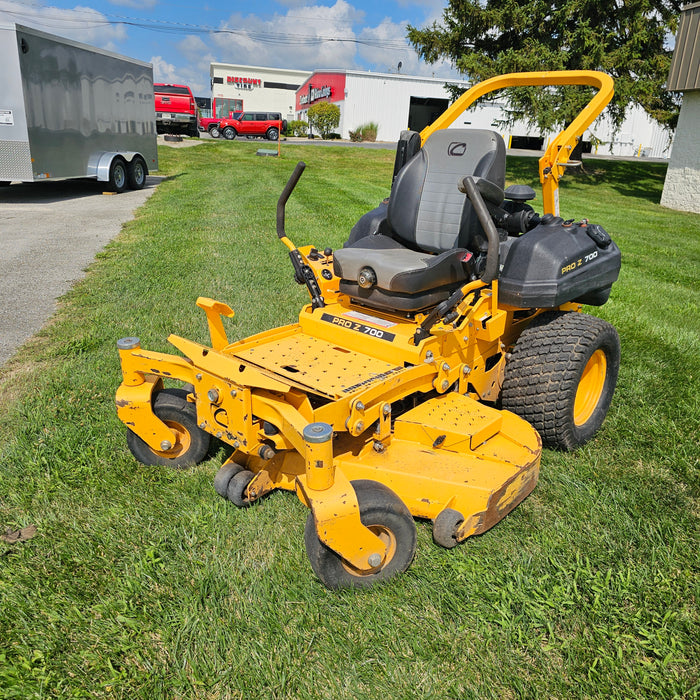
419, 70, 614, 215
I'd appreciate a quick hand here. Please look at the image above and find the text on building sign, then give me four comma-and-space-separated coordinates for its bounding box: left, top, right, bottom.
299, 85, 332, 105
227, 76, 262, 89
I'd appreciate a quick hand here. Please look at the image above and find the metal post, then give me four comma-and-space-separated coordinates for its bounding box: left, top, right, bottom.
303, 422, 335, 491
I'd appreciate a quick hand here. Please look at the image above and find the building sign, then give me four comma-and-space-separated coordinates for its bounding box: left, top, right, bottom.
227, 76, 261, 89
296, 72, 347, 112
299, 85, 332, 105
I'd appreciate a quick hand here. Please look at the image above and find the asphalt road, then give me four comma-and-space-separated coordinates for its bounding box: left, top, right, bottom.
0, 177, 161, 367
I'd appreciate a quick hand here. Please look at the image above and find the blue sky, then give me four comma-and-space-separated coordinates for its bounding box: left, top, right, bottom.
0, 0, 460, 94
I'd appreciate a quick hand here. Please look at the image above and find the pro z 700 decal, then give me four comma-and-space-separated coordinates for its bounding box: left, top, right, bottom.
321, 313, 396, 342
561, 250, 598, 276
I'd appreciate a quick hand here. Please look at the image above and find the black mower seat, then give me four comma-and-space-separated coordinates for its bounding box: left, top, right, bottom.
333, 128, 506, 313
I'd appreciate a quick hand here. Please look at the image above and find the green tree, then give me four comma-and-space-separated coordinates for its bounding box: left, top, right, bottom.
407, 0, 682, 134
307, 102, 341, 138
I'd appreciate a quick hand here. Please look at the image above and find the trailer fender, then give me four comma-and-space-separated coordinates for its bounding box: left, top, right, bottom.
89, 152, 143, 182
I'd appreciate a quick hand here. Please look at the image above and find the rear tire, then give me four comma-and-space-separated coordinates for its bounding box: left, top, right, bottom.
126, 389, 210, 468
266, 127, 279, 141
501, 311, 620, 450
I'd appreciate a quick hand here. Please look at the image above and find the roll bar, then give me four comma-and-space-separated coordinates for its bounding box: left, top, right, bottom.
419, 71, 614, 216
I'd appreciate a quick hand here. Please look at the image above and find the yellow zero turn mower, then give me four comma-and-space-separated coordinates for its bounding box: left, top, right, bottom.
116, 71, 621, 588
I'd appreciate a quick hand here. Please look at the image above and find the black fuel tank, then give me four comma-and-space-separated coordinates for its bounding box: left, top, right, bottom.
498, 216, 621, 308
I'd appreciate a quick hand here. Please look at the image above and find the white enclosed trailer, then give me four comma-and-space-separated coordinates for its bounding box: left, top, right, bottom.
0, 23, 157, 191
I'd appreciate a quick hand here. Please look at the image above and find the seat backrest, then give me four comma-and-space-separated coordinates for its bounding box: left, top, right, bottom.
387, 129, 505, 254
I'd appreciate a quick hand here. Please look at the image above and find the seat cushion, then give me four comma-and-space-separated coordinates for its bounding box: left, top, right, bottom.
334, 234, 471, 294
333, 235, 473, 312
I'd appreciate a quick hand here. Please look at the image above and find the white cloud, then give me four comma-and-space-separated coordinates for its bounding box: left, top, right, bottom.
150, 51, 211, 94
189, 0, 457, 80
209, 0, 362, 71
0, 0, 127, 48
150, 55, 179, 83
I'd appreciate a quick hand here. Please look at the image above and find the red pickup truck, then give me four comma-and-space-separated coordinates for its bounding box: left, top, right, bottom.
154, 83, 199, 137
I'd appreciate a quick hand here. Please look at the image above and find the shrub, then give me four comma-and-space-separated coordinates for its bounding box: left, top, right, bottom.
307, 102, 341, 139
285, 120, 308, 137
350, 122, 378, 142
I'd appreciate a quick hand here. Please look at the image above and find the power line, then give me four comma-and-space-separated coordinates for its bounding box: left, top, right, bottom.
0, 2, 412, 51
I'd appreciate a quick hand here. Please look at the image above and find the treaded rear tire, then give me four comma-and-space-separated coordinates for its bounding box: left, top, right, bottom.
501, 311, 620, 451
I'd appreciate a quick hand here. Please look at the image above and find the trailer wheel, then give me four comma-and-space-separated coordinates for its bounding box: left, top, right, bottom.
304, 480, 417, 589
126, 389, 210, 468
126, 156, 147, 190
501, 311, 620, 450
222, 126, 237, 140
108, 156, 128, 193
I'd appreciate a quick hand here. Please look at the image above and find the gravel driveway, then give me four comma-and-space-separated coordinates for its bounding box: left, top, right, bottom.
0, 177, 161, 366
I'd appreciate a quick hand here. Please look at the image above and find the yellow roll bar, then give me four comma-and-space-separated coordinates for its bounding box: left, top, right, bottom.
419, 71, 614, 215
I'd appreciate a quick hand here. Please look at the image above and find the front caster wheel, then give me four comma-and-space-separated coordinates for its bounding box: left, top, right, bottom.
214, 463, 244, 498
304, 480, 417, 589
227, 469, 255, 508
432, 508, 464, 549
126, 389, 210, 468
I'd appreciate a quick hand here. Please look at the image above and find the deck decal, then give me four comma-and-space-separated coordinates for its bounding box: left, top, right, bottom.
342, 366, 403, 393
321, 313, 396, 342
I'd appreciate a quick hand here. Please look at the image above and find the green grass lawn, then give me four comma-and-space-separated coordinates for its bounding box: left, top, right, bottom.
1, 140, 698, 699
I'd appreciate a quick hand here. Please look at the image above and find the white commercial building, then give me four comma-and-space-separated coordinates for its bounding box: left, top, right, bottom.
209, 63, 310, 122
209, 62, 672, 158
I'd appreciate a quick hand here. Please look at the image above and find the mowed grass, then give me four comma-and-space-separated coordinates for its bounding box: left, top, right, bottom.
0, 140, 698, 699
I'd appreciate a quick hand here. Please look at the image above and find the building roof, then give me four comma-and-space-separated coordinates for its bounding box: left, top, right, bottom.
305, 68, 470, 87
210, 63, 311, 80
667, 2, 700, 91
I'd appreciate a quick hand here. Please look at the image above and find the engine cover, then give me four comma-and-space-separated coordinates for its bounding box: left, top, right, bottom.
498, 216, 621, 308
